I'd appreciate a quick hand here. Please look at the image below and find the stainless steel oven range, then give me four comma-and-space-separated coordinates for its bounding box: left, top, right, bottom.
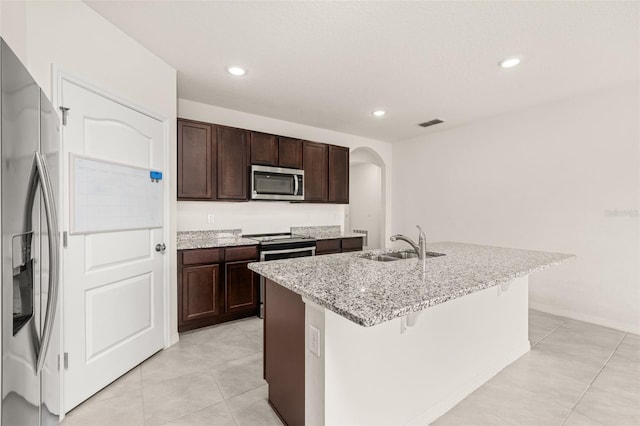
245, 233, 316, 318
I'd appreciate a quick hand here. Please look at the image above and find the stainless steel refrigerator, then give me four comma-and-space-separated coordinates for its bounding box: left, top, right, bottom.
1, 39, 61, 425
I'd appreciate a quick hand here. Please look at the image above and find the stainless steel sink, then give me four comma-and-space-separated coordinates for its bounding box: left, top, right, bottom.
385, 251, 419, 259
360, 254, 399, 262
359, 250, 445, 262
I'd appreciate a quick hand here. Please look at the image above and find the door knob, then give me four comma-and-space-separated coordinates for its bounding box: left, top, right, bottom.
155, 243, 166, 254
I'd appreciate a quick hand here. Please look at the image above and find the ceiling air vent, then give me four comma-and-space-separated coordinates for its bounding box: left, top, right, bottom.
418, 119, 444, 128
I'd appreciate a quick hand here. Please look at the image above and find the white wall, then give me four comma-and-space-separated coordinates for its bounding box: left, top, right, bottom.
178, 201, 344, 234
0, 1, 179, 345
393, 82, 640, 333
178, 99, 393, 238
349, 163, 382, 248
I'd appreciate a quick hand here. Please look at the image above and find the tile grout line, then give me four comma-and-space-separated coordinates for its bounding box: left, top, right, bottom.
139, 367, 146, 425
153, 374, 227, 426
558, 331, 627, 426
531, 319, 567, 348
225, 396, 241, 426
221, 381, 267, 402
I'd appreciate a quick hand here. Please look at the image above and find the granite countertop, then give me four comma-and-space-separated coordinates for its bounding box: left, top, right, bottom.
294, 232, 365, 240
248, 242, 574, 327
290, 225, 364, 240
177, 230, 258, 250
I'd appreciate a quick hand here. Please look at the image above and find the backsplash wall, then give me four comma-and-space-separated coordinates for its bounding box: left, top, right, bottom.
177, 201, 345, 234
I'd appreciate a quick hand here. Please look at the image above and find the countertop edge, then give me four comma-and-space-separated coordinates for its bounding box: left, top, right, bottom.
249, 248, 574, 327
177, 238, 259, 250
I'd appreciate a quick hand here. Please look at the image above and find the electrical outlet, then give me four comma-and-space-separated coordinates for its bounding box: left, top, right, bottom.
207, 214, 215, 224
309, 325, 320, 357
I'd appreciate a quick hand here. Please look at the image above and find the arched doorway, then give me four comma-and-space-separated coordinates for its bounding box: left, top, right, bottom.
347, 147, 386, 249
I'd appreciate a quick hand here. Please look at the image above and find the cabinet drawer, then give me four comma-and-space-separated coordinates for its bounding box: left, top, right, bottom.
341, 237, 363, 252
316, 239, 341, 255
225, 245, 258, 262
182, 248, 223, 265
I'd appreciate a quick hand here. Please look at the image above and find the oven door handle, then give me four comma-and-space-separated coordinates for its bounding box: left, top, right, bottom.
260, 246, 316, 260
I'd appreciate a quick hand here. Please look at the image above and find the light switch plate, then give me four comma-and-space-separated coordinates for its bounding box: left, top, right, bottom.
309, 324, 320, 357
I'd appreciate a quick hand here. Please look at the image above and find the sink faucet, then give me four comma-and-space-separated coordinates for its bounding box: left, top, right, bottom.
390, 225, 427, 260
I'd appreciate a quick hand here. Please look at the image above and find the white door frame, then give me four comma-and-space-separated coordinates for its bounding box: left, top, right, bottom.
347, 146, 387, 249
51, 66, 172, 413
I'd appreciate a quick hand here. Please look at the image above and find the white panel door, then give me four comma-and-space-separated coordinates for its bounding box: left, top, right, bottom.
61, 80, 166, 411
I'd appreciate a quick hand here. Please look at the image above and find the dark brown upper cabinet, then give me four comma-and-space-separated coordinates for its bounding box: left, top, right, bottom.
177, 118, 349, 204
216, 126, 250, 200
278, 137, 303, 169
303, 141, 328, 202
178, 120, 215, 200
250, 132, 278, 166
328, 145, 349, 204
250, 134, 302, 170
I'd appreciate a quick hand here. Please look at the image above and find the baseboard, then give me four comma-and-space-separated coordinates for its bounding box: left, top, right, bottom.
406, 339, 531, 425
168, 333, 180, 347
529, 302, 640, 335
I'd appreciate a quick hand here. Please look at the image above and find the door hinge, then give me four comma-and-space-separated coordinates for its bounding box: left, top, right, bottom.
59, 107, 70, 126
64, 352, 69, 370
63, 231, 68, 248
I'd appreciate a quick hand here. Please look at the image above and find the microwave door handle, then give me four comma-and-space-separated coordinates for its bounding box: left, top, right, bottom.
32, 152, 60, 374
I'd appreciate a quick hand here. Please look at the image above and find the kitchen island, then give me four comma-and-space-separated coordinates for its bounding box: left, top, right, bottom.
249, 242, 573, 425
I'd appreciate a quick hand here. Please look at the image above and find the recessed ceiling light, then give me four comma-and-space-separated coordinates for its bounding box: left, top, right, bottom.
372, 110, 386, 117
226, 66, 246, 76
499, 57, 522, 68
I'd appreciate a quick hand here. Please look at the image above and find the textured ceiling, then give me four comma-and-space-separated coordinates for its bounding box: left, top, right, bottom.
85, 1, 639, 143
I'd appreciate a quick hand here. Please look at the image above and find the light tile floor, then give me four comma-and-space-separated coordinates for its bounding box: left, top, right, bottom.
434, 310, 640, 426
62, 310, 639, 426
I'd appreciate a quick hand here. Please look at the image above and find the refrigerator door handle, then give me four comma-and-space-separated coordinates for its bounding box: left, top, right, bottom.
25, 151, 60, 373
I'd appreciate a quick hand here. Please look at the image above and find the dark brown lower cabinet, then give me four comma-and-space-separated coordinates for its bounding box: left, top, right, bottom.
264, 279, 305, 426
341, 236, 363, 252
316, 236, 364, 255
181, 264, 221, 322
316, 238, 341, 255
225, 260, 258, 313
178, 245, 259, 332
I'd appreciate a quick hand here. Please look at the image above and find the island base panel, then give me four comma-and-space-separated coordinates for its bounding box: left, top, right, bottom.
264, 279, 305, 426
306, 276, 530, 425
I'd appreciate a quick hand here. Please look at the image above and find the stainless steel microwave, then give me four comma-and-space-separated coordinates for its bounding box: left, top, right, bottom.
251, 165, 304, 201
